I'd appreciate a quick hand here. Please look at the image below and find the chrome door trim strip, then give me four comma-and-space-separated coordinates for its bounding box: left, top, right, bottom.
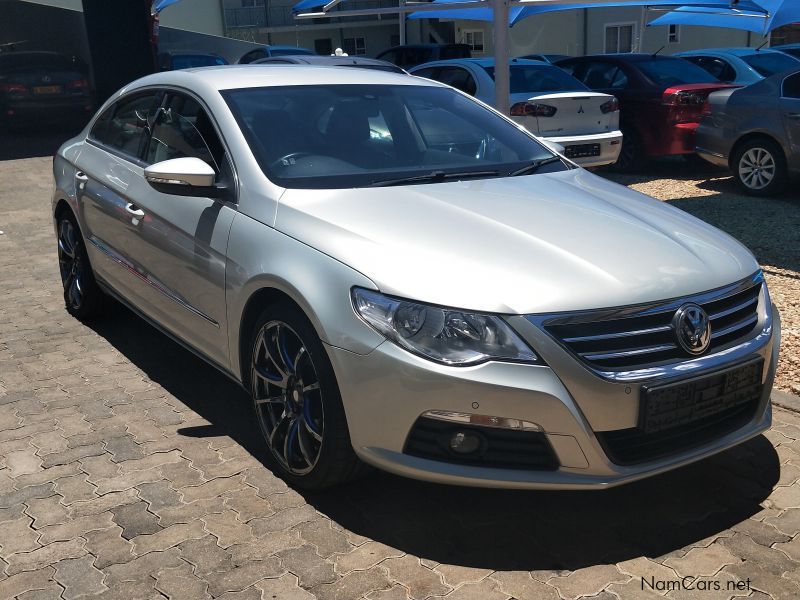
88, 236, 220, 328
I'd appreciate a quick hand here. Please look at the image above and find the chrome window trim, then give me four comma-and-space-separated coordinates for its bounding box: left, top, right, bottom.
527, 271, 772, 383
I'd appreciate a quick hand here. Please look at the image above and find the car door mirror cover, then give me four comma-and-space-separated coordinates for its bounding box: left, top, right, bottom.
145, 157, 217, 191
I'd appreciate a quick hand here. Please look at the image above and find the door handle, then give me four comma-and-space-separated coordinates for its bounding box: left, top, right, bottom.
125, 203, 145, 218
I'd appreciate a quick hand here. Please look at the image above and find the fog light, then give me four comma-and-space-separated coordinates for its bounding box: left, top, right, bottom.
449, 431, 481, 455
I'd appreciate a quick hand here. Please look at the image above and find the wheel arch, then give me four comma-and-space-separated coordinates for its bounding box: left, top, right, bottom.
729, 131, 788, 172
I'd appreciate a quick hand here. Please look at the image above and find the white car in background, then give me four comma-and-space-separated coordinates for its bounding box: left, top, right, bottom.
410, 58, 623, 167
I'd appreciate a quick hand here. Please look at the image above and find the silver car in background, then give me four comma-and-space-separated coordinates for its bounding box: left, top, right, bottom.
53, 65, 779, 490
697, 68, 800, 196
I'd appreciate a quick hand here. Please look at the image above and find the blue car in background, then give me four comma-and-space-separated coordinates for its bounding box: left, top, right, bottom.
674, 47, 800, 85
237, 45, 315, 64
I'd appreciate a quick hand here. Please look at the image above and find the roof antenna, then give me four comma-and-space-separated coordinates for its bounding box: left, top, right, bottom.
755, 39, 768, 51
652, 46, 665, 57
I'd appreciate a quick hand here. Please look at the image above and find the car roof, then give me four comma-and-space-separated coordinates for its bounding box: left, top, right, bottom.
259, 55, 400, 67
561, 53, 683, 62
121, 65, 437, 95
411, 58, 549, 69
676, 47, 787, 57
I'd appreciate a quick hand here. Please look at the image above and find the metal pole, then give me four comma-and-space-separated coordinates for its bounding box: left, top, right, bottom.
400, 0, 406, 44
492, 0, 510, 115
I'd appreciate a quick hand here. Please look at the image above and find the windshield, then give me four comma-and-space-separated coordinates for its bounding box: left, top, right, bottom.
224, 84, 560, 189
741, 52, 799, 77
483, 64, 589, 94
637, 57, 720, 86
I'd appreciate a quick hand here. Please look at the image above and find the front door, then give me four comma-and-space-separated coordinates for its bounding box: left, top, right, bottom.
123, 91, 236, 369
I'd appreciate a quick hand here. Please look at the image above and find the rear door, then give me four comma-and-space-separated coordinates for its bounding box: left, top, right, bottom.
780, 72, 800, 165
77, 91, 163, 304
125, 90, 236, 367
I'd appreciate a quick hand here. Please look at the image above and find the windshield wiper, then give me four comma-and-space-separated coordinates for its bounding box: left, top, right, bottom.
509, 156, 564, 177
370, 169, 499, 187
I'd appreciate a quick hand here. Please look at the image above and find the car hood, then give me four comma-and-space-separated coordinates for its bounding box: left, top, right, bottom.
275, 169, 758, 314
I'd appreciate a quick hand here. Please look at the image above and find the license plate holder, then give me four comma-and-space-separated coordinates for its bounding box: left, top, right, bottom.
639, 358, 764, 434
33, 85, 62, 95
564, 143, 601, 159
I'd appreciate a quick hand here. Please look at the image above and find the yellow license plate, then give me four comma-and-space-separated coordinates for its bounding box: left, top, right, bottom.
33, 85, 62, 95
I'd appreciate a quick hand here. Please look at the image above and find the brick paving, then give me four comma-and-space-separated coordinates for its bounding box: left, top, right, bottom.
1, 152, 800, 599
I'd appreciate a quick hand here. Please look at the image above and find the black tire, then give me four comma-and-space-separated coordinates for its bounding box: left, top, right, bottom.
56, 212, 104, 320
611, 127, 645, 173
731, 137, 787, 197
245, 300, 368, 490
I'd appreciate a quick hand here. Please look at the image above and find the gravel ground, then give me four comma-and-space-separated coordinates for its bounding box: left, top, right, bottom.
602, 160, 800, 396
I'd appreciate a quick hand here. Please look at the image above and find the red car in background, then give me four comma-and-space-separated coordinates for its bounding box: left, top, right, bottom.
557, 54, 737, 171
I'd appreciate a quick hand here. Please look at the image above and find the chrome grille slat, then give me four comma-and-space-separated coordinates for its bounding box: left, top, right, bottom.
538, 274, 763, 371
708, 296, 758, 321
711, 313, 759, 340
563, 324, 672, 343
579, 343, 677, 361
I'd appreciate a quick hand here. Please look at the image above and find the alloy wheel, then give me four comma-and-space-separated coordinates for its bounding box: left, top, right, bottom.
738, 147, 775, 191
251, 321, 324, 475
57, 219, 85, 311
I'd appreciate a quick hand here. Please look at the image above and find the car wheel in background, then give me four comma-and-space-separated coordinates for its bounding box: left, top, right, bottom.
248, 301, 368, 490
611, 127, 643, 173
56, 214, 104, 320
732, 137, 787, 197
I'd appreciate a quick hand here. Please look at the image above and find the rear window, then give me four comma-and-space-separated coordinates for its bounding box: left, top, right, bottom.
482, 64, 589, 94
0, 52, 84, 72
741, 52, 799, 77
439, 46, 470, 60
170, 55, 226, 69
636, 57, 720, 86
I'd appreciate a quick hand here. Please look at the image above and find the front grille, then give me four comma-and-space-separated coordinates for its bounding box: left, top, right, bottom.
403, 417, 559, 471
542, 277, 762, 371
596, 390, 761, 465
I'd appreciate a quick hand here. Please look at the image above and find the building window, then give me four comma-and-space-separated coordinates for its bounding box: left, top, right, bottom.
668, 24, 680, 44
605, 23, 635, 53
463, 30, 484, 52
343, 37, 367, 56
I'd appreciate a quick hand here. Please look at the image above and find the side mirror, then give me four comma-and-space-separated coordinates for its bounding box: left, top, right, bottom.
144, 157, 223, 197
539, 139, 565, 155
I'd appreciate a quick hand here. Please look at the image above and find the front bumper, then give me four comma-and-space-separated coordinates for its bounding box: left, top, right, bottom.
328, 297, 780, 490
545, 130, 623, 168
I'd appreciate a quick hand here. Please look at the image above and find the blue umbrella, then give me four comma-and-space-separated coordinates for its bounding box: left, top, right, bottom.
407, 1, 760, 26
152, 0, 184, 13
649, 1, 799, 35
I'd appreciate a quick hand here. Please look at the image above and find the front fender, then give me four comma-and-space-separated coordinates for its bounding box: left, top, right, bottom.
225, 212, 385, 382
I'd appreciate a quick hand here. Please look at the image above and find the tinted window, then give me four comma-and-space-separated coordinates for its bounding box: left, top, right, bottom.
224, 84, 559, 189
777, 48, 800, 59
92, 93, 159, 159
636, 57, 719, 85
271, 48, 313, 57
741, 52, 800, 77
435, 67, 477, 95
580, 62, 628, 89
413, 67, 438, 80
145, 94, 225, 173
686, 56, 736, 83
439, 46, 470, 60
482, 64, 589, 93
240, 50, 266, 64
0, 52, 84, 72
377, 50, 398, 65
784, 73, 800, 98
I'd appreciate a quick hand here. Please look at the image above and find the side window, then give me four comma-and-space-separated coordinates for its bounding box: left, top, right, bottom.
412, 67, 439, 80
240, 50, 265, 64
89, 104, 114, 145
378, 50, 398, 65
145, 93, 225, 177
436, 67, 477, 96
690, 56, 735, 83
784, 73, 800, 99
95, 93, 159, 159
558, 61, 578, 76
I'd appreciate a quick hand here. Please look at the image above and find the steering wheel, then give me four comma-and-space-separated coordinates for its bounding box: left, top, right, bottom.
270, 152, 313, 169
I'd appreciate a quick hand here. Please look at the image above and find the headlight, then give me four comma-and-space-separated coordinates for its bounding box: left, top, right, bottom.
352, 288, 539, 366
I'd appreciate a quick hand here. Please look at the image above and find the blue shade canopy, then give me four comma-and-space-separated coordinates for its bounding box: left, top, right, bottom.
293, 0, 329, 11
649, 1, 799, 35
152, 0, 184, 13
406, 1, 760, 26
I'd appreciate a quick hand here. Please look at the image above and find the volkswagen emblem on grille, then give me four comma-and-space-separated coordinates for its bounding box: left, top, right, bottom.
672, 303, 711, 355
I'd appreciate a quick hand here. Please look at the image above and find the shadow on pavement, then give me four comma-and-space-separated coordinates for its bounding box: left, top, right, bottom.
88, 299, 781, 572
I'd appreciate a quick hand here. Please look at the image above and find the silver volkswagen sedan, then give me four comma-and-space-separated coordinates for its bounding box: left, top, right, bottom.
52, 66, 780, 490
